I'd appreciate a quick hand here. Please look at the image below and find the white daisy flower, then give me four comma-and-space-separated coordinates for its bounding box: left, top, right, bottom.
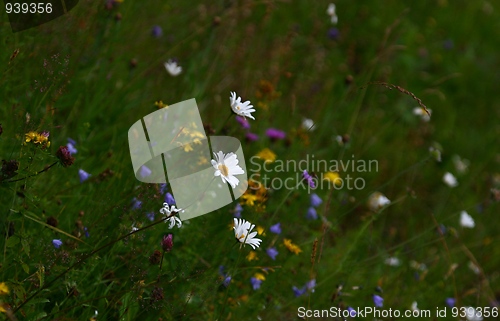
233, 218, 262, 249
368, 192, 391, 212
384, 257, 401, 267
413, 107, 431, 122
230, 92, 256, 120
460, 210, 475, 228
443, 172, 458, 188
327, 3, 338, 24
211, 151, 245, 188
164, 60, 182, 76
301, 118, 316, 131
159, 202, 184, 229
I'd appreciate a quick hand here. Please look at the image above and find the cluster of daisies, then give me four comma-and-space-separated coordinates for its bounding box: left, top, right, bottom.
151, 91, 261, 249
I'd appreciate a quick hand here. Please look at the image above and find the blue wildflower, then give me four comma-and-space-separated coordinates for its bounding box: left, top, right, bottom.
250, 277, 262, 290
131, 197, 142, 210
306, 207, 318, 220
165, 192, 175, 205
269, 222, 281, 234
151, 25, 162, 38
373, 294, 384, 307
140, 165, 152, 178
146, 212, 155, 221
78, 169, 91, 183
52, 239, 63, 249
328, 27, 340, 40
84, 227, 89, 238
266, 247, 279, 260
347, 307, 356, 317
223, 276, 231, 287
445, 298, 455, 307
234, 203, 243, 218
310, 193, 322, 207
293, 285, 307, 297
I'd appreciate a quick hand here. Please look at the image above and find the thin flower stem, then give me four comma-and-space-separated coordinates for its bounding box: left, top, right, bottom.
217, 242, 244, 321
265, 177, 305, 231
5, 161, 58, 183
216, 112, 233, 134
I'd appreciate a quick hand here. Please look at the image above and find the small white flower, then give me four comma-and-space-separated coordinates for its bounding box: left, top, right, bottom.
159, 202, 184, 229
443, 172, 458, 187
464, 306, 483, 321
211, 151, 245, 188
413, 107, 431, 122
460, 211, 475, 228
384, 257, 401, 267
452, 155, 469, 174
164, 59, 182, 76
411, 301, 419, 312
301, 118, 316, 131
368, 192, 391, 212
335, 135, 343, 145
230, 92, 256, 120
327, 3, 338, 24
467, 261, 481, 275
233, 218, 262, 249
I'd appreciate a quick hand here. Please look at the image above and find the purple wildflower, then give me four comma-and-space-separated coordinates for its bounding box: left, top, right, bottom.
310, 193, 322, 207
293, 285, 307, 297
161, 234, 173, 252
347, 307, 356, 317
236, 116, 250, 129
269, 222, 281, 234
67, 137, 77, 146
445, 298, 455, 307
159, 183, 168, 194
78, 169, 91, 183
266, 128, 286, 140
151, 25, 162, 38
266, 247, 278, 260
306, 279, 316, 292
165, 192, 175, 205
328, 27, 340, 40
84, 227, 89, 238
303, 170, 316, 188
146, 212, 155, 221
131, 197, 142, 210
52, 239, 63, 249
223, 276, 231, 287
250, 277, 262, 290
245, 132, 259, 142
306, 207, 318, 220
234, 203, 243, 218
140, 165, 152, 178
373, 294, 384, 307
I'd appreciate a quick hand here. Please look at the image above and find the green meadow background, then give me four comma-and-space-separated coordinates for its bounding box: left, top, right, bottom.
1, 0, 499, 320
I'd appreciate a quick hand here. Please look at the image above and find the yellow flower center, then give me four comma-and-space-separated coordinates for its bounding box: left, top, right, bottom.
236, 105, 241, 110
218, 164, 229, 177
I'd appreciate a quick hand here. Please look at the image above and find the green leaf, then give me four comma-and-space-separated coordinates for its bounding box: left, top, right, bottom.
22, 262, 29, 274
6, 236, 20, 247
22, 238, 30, 257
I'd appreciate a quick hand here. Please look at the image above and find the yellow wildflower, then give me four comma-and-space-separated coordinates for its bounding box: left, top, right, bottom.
246, 251, 259, 262
155, 100, 168, 109
254, 273, 266, 281
324, 172, 342, 186
0, 282, 9, 295
256, 148, 276, 163
283, 238, 302, 255
241, 194, 258, 206
256, 226, 265, 236
25, 131, 38, 143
